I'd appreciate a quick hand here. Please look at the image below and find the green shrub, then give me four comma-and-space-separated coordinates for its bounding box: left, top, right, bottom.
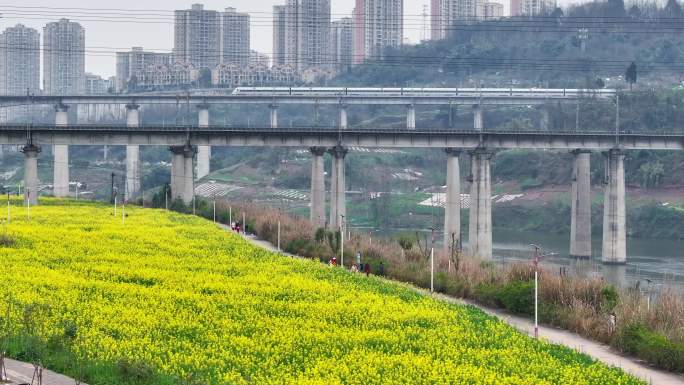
497, 281, 535, 315
520, 177, 544, 190
601, 286, 619, 312
618, 324, 684, 372
473, 283, 501, 307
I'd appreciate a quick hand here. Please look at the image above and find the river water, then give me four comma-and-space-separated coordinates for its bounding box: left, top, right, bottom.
361, 228, 684, 294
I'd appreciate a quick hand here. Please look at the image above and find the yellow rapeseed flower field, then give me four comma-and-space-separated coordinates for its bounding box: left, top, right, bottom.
0, 200, 643, 384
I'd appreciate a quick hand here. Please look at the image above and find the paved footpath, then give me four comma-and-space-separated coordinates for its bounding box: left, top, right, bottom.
4, 357, 85, 385
234, 229, 684, 385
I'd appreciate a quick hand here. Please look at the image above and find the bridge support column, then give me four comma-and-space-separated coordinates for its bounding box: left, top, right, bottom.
329, 145, 348, 230
540, 108, 551, 131
602, 149, 626, 265
22, 144, 41, 206
125, 104, 141, 200
269, 104, 279, 129
449, 103, 457, 128
170, 144, 196, 204
339, 104, 348, 129
196, 105, 211, 180
473, 105, 483, 131
406, 104, 416, 129
570, 150, 592, 259
310, 147, 327, 228
53, 104, 70, 197
444, 149, 462, 255
468, 148, 493, 259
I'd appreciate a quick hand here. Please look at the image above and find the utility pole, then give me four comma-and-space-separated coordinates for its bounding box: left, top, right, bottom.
110, 172, 115, 204
340, 214, 345, 268
615, 93, 620, 146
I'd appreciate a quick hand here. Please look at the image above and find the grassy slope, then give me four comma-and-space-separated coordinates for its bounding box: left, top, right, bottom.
0, 200, 642, 384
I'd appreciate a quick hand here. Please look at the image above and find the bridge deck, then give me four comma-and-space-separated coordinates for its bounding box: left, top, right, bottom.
0, 125, 681, 150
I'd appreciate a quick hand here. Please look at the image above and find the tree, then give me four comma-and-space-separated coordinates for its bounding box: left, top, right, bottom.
198, 68, 212, 88
595, 77, 606, 89
665, 0, 682, 17
550, 7, 564, 19
625, 62, 637, 90
628, 4, 641, 18
126, 75, 138, 92
607, 0, 626, 16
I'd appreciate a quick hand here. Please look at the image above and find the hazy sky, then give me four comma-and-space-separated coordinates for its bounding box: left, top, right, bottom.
0, 1, 428, 77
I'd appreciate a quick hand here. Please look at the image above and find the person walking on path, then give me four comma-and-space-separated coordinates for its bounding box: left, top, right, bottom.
355, 252, 361, 271
364, 263, 371, 277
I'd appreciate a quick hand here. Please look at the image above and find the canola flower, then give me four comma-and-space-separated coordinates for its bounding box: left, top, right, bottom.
0, 199, 643, 384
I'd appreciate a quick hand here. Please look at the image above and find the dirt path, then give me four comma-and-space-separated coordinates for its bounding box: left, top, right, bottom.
231, 227, 684, 385
3, 357, 85, 385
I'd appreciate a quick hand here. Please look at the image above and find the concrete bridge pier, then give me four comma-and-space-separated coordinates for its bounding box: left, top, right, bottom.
22, 144, 41, 205
53, 104, 70, 197
406, 104, 416, 129
269, 103, 279, 129
473, 105, 483, 131
444, 149, 462, 255
125, 104, 141, 201
196, 104, 211, 180
570, 150, 592, 258
310, 147, 327, 229
339, 104, 348, 129
602, 148, 627, 264
448, 103, 457, 128
468, 148, 494, 259
170, 144, 196, 204
329, 145, 348, 230
540, 108, 551, 131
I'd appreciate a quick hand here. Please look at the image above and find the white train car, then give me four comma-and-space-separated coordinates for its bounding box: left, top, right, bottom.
231, 87, 616, 98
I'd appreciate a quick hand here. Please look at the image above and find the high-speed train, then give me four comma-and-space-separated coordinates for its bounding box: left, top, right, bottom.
231, 87, 616, 97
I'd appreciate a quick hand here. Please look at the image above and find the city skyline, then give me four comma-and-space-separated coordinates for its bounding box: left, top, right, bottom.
0, 0, 428, 78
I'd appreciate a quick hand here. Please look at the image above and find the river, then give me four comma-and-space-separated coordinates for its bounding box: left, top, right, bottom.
360, 227, 684, 294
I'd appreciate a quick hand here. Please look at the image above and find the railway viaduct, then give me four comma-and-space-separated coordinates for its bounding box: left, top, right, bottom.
1, 88, 682, 265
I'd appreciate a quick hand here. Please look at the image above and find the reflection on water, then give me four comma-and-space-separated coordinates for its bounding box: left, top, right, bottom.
491, 229, 684, 293
358, 227, 684, 293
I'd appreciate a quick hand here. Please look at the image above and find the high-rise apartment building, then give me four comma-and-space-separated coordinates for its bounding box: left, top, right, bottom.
43, 19, 85, 95
272, 5, 288, 66
250, 50, 270, 67
484, 2, 504, 18
511, 0, 552, 16
221, 8, 250, 66
174, 4, 220, 69
331, 18, 353, 73
0, 24, 40, 96
431, 0, 484, 40
352, 0, 403, 63
273, 0, 331, 71
85, 73, 111, 95
116, 47, 171, 92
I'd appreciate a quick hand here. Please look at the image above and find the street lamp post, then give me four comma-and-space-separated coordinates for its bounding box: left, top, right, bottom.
530, 244, 556, 339
429, 226, 436, 293
340, 214, 345, 268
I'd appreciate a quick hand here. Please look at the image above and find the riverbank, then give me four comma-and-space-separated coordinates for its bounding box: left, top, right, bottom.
232, 229, 684, 385
187, 199, 683, 374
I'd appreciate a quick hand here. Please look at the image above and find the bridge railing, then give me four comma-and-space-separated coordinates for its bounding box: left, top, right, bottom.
0, 124, 681, 136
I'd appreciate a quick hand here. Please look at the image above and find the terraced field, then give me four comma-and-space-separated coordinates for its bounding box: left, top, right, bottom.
0, 200, 642, 384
